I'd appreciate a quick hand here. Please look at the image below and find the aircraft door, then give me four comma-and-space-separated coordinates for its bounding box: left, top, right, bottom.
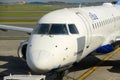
76, 13, 92, 49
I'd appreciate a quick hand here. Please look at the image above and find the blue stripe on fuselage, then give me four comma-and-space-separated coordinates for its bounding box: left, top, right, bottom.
117, 0, 120, 5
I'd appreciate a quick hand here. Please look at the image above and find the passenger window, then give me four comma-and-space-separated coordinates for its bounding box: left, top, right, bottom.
68, 24, 79, 34
92, 24, 95, 29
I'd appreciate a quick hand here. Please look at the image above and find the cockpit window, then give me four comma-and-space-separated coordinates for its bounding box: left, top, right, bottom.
33, 24, 68, 35
68, 24, 79, 34
34, 24, 50, 34
49, 24, 68, 35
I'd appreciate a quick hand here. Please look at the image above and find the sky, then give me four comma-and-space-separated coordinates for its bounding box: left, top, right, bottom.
0, 0, 117, 3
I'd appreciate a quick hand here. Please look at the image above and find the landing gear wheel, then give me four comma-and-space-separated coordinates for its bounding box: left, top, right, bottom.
56, 70, 69, 80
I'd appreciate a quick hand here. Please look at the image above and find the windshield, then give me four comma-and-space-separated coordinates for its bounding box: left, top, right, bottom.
33, 24, 68, 35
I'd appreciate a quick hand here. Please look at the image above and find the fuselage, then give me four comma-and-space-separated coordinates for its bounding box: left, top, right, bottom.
26, 3, 120, 73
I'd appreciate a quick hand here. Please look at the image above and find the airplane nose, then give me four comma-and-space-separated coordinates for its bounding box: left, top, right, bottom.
27, 50, 53, 73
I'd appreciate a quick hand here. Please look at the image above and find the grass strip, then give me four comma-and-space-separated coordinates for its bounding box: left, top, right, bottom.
0, 19, 37, 22
0, 12, 47, 17
0, 4, 60, 11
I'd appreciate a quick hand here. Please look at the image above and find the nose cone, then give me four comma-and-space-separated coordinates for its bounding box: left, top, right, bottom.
27, 50, 53, 73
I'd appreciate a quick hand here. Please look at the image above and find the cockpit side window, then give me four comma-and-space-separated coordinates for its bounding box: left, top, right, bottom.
68, 24, 79, 34
33, 24, 50, 34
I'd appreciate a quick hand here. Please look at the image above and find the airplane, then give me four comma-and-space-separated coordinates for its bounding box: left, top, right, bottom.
0, 0, 120, 74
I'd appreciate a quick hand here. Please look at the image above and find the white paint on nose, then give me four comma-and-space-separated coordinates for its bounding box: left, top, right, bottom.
27, 50, 53, 73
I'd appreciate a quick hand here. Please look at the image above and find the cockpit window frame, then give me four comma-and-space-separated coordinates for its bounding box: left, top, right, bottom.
33, 23, 69, 35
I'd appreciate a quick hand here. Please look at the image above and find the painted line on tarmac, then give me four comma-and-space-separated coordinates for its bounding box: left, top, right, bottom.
77, 48, 120, 80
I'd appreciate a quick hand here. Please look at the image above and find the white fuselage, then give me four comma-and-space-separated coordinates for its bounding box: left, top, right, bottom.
26, 3, 120, 73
